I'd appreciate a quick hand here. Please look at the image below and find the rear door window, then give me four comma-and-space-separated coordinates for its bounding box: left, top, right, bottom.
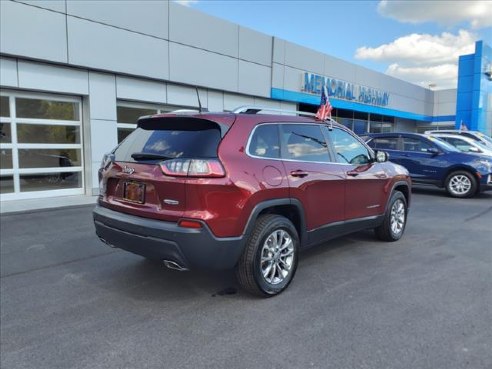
114, 119, 221, 163
371, 137, 399, 150
402, 137, 433, 152
248, 124, 280, 158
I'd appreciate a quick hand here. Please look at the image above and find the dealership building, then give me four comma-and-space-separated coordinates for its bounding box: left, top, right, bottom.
0, 0, 491, 203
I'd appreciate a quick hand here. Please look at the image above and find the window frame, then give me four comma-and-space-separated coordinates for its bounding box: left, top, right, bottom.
0, 90, 84, 200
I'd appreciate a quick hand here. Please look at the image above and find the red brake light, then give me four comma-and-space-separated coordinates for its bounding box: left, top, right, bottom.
160, 159, 225, 178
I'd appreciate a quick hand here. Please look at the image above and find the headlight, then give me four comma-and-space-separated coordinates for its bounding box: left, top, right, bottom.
477, 160, 492, 172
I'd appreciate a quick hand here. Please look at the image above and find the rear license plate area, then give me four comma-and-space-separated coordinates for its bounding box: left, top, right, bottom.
123, 181, 145, 203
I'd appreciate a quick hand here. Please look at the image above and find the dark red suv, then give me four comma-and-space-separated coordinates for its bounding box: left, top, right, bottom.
93, 108, 411, 296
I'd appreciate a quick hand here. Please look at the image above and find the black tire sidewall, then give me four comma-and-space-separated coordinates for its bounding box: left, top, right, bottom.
445, 171, 477, 198
252, 218, 299, 296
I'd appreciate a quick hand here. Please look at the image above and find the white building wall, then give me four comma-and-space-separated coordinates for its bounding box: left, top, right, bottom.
0, 0, 459, 200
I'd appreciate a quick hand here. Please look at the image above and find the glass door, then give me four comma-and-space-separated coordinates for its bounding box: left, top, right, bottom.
0, 91, 84, 200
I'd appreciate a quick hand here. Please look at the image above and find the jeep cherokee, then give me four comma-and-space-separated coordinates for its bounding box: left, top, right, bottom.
93, 108, 411, 296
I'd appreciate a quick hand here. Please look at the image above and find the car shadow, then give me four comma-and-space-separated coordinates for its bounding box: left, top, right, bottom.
412, 185, 492, 199
84, 229, 381, 301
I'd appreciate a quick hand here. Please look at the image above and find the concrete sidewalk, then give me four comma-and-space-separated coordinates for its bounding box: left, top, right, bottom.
0, 195, 97, 214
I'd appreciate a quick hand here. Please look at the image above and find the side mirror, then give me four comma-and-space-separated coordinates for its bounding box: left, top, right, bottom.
427, 147, 440, 156
375, 150, 389, 163
468, 147, 480, 153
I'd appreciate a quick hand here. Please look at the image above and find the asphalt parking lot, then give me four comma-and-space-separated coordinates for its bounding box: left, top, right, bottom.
1, 188, 491, 369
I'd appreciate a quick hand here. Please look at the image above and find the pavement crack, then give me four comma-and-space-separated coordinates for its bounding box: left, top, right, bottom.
464, 206, 492, 222
0, 250, 117, 279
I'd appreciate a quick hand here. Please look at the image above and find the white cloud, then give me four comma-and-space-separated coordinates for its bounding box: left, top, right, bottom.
355, 30, 476, 65
355, 30, 477, 89
174, 0, 199, 7
386, 63, 458, 89
378, 0, 492, 29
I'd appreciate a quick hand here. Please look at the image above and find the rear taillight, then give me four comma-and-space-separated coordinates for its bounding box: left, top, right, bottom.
160, 159, 225, 178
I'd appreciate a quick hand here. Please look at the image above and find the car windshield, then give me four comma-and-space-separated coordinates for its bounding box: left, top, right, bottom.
475, 132, 492, 145
427, 136, 460, 152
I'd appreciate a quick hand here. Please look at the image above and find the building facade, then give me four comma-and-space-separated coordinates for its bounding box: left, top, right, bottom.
0, 0, 490, 202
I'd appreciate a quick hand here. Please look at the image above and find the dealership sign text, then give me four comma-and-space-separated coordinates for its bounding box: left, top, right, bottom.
302, 72, 390, 107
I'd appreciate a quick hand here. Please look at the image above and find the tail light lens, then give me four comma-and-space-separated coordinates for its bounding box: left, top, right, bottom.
160, 159, 225, 178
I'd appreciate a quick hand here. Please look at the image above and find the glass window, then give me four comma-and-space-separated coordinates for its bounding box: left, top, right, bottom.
16, 124, 80, 144
402, 137, 433, 152
0, 176, 14, 194
327, 128, 371, 165
0, 122, 12, 143
0, 149, 13, 169
18, 149, 81, 168
280, 124, 329, 162
0, 96, 10, 117
248, 124, 280, 158
353, 119, 367, 134
19, 172, 82, 192
117, 106, 157, 124
118, 128, 135, 143
114, 120, 221, 162
371, 137, 399, 150
16, 98, 79, 120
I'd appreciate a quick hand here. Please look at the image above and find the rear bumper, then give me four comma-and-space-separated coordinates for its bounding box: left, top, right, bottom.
93, 205, 245, 270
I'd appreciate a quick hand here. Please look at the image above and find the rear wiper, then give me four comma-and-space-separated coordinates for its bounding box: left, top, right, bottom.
131, 152, 172, 160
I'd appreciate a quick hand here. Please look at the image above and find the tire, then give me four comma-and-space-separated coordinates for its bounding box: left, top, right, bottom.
445, 171, 477, 198
375, 191, 407, 242
236, 214, 299, 297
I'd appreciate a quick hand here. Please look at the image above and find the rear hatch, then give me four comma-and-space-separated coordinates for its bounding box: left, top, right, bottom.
100, 115, 231, 222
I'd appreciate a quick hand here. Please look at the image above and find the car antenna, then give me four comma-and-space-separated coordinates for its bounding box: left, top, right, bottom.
196, 87, 203, 113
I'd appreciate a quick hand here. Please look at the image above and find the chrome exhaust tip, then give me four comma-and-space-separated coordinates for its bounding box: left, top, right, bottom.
163, 260, 189, 272
98, 237, 116, 248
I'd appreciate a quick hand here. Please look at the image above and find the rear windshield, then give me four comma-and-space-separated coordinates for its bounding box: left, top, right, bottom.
114, 119, 221, 163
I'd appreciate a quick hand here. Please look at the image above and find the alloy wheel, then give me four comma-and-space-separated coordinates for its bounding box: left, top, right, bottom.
449, 174, 472, 196
390, 199, 405, 235
260, 229, 295, 285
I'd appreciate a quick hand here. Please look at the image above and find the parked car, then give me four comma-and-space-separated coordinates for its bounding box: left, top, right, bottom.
363, 132, 492, 198
428, 133, 492, 156
425, 130, 492, 149
93, 108, 411, 297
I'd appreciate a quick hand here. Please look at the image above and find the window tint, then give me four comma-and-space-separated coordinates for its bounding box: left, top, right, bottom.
280, 124, 330, 162
371, 137, 399, 150
402, 137, 433, 152
248, 124, 280, 158
327, 128, 371, 165
114, 122, 221, 162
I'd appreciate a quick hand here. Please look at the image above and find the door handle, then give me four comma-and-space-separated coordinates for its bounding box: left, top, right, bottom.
347, 170, 359, 177
290, 170, 308, 178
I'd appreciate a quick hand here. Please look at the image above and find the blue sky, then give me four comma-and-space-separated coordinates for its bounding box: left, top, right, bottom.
181, 0, 492, 90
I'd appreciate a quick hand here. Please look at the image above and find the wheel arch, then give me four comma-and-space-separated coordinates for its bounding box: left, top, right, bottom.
242, 198, 307, 247
443, 165, 480, 187
387, 181, 411, 212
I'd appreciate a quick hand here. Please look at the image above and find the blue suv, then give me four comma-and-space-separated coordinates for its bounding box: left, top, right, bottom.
363, 133, 492, 198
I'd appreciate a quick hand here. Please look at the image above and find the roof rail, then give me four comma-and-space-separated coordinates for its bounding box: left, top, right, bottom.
232, 105, 317, 117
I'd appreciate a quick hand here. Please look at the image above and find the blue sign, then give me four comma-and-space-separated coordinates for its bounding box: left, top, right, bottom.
302, 72, 390, 107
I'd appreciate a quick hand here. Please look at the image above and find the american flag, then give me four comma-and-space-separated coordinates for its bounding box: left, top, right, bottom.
315, 86, 333, 121
460, 120, 468, 131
